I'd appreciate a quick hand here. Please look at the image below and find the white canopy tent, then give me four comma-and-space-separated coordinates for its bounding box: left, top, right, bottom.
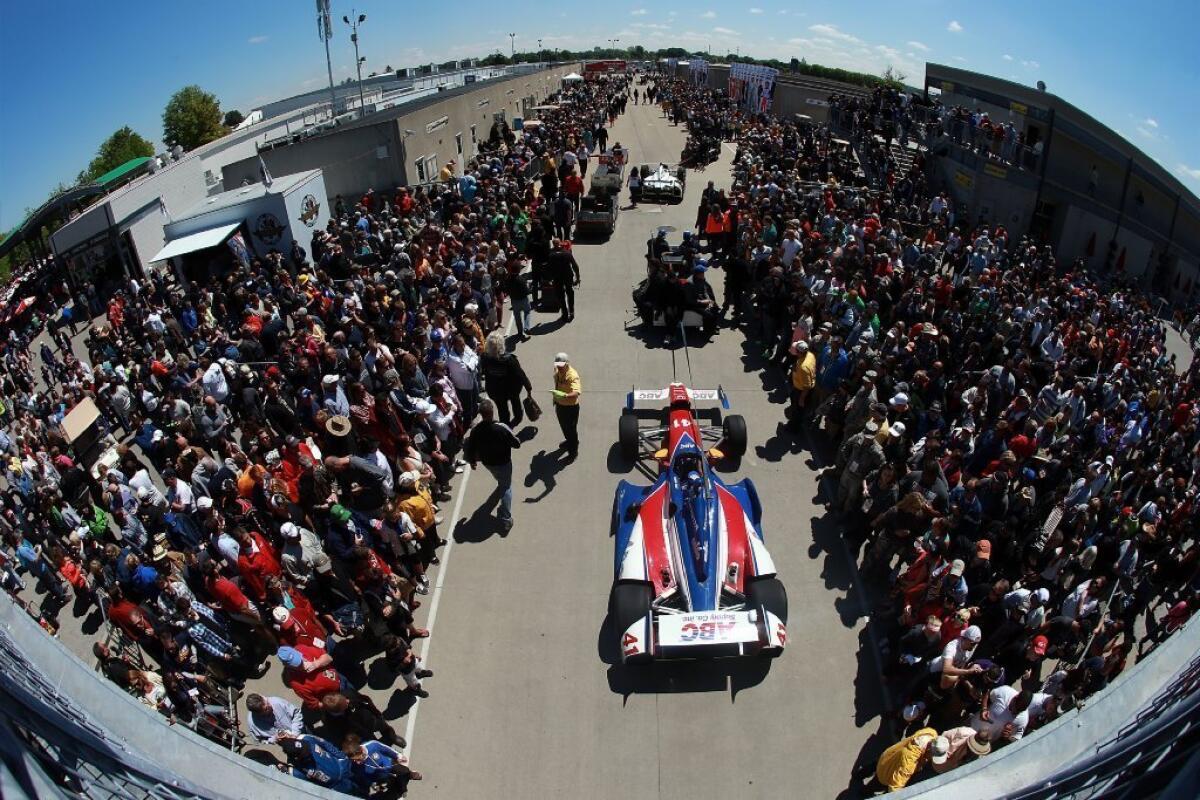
561, 72, 584, 82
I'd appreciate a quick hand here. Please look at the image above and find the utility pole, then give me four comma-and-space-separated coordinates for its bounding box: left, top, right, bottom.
344, 10, 368, 112
316, 0, 336, 118
538, 38, 543, 63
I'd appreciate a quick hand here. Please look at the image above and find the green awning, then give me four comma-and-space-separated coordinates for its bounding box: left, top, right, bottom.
92, 156, 152, 186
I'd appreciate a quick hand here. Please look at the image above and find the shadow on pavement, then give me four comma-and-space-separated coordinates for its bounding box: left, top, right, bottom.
807, 512, 856, 607
834, 717, 897, 800
523, 447, 570, 503
453, 488, 506, 544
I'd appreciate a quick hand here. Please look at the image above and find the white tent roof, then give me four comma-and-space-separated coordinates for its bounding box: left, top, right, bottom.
562, 72, 584, 81
150, 221, 240, 262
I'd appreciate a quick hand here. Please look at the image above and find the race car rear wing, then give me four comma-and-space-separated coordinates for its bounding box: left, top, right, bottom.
625, 386, 730, 410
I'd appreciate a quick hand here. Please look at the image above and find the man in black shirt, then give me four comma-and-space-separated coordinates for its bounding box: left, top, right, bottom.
548, 241, 581, 322
464, 400, 521, 531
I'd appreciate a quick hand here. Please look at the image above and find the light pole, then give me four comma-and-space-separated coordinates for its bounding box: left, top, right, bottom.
343, 11, 367, 112
538, 38, 543, 63
509, 32, 516, 60
608, 37, 620, 55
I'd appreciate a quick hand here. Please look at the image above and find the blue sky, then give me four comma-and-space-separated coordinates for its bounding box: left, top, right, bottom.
2, 0, 1197, 230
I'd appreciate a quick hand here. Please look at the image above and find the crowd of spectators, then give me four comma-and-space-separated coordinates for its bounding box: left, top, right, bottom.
0, 72, 632, 796
653, 73, 1199, 792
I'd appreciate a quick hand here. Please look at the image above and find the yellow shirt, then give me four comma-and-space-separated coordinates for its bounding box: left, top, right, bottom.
791, 351, 817, 391
876, 727, 937, 791
553, 366, 581, 406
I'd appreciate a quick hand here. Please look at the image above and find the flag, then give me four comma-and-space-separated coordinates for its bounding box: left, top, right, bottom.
316, 0, 332, 41
259, 155, 274, 187
158, 195, 171, 221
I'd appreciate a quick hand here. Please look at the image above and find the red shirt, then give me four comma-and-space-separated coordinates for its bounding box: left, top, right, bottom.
283, 643, 343, 709
108, 598, 153, 641
277, 590, 328, 648
1008, 433, 1037, 461
205, 575, 253, 616
236, 532, 282, 602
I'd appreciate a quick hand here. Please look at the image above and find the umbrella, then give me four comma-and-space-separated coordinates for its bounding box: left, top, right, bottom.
562, 72, 584, 82
12, 296, 35, 316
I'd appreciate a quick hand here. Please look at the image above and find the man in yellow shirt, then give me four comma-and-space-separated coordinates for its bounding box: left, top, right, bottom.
788, 339, 817, 432
552, 353, 581, 459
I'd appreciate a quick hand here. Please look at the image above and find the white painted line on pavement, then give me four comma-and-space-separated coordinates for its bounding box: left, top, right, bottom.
403, 311, 516, 759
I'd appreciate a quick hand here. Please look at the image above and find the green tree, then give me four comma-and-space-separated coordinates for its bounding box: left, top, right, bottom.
77, 127, 154, 184
223, 109, 245, 128
162, 85, 224, 151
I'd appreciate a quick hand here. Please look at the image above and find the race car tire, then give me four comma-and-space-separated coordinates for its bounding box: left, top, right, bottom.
722, 414, 748, 458
619, 413, 640, 461
611, 582, 653, 664
747, 576, 788, 658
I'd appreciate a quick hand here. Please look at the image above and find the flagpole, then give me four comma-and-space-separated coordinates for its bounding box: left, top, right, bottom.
319, 0, 337, 119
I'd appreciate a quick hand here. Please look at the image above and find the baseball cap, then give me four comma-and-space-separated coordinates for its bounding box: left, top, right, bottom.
272, 607, 292, 625
949, 558, 966, 576
975, 540, 992, 560
323, 374, 339, 386
554, 352, 569, 366
196, 496, 213, 511
930, 736, 951, 765
1031, 635, 1049, 655
330, 504, 352, 523
890, 392, 909, 408
276, 646, 303, 667
889, 421, 906, 438
398, 470, 421, 488
795, 340, 809, 351
280, 522, 299, 539
962, 625, 982, 643
1034, 587, 1051, 605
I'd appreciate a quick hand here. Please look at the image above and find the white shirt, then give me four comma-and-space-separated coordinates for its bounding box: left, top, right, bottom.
971, 685, 1029, 741
780, 237, 802, 266
931, 637, 977, 674
202, 363, 229, 402
446, 347, 479, 391
166, 480, 194, 512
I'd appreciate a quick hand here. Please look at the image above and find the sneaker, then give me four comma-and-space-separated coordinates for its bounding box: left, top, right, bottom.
415, 669, 434, 679
434, 515, 444, 525
454, 465, 465, 474
429, 556, 440, 565
501, 518, 514, 532
415, 583, 429, 595
411, 687, 430, 698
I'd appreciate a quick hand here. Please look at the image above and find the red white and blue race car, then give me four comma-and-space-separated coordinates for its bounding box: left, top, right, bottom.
611, 383, 788, 663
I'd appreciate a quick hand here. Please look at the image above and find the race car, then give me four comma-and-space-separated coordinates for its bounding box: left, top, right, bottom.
636, 162, 687, 203
611, 383, 787, 663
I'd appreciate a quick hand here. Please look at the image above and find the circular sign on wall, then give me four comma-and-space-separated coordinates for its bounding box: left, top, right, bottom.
254, 213, 286, 245
298, 194, 321, 228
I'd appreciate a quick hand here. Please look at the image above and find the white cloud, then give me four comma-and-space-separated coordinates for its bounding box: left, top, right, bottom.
807, 23, 863, 45
1143, 118, 1158, 128
630, 8, 647, 15
1177, 164, 1200, 180
701, 10, 716, 18
907, 40, 929, 52
749, 7, 763, 13
713, 26, 739, 35
248, 35, 268, 44
1021, 59, 1040, 69
952, 56, 968, 63
778, 8, 787, 13
947, 20, 963, 33
1136, 126, 1158, 139
1002, 54, 1013, 61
